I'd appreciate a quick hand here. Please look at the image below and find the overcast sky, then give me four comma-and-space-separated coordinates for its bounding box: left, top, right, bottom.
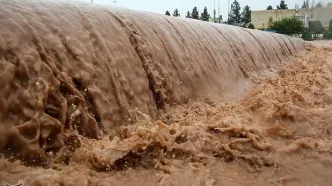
79, 0, 328, 20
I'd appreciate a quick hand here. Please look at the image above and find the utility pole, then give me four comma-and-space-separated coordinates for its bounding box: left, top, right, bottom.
214, 0, 216, 22
305, 0, 309, 28
91, 0, 93, 3
228, 0, 230, 23
218, 0, 220, 23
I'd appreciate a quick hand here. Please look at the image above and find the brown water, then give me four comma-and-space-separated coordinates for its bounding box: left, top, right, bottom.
1, 1, 331, 186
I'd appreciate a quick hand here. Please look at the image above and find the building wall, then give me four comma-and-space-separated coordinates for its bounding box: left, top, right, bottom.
251, 7, 332, 29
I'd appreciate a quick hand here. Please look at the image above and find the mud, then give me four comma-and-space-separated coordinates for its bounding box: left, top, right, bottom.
1, 1, 331, 186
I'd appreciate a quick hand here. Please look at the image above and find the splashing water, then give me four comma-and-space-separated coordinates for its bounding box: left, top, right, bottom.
2, 1, 332, 186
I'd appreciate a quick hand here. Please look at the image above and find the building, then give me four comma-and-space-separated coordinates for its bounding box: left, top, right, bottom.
251, 7, 332, 29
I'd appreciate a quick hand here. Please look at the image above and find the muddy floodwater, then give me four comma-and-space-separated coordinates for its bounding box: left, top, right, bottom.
0, 1, 332, 186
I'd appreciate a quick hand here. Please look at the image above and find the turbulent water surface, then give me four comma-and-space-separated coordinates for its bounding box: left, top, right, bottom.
1, 1, 332, 186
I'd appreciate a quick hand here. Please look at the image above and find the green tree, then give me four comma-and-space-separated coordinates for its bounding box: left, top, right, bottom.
301, 0, 307, 8
309, 20, 324, 33
241, 5, 251, 24
201, 6, 210, 21
185, 11, 192, 18
277, 0, 288, 9
248, 23, 255, 29
228, 0, 241, 24
315, 2, 323, 8
270, 17, 304, 35
173, 9, 180, 17
323, 29, 332, 39
309, 20, 324, 39
191, 7, 200, 19
213, 9, 216, 22
330, 19, 332, 31
268, 17, 274, 29
219, 15, 223, 23
165, 11, 171, 16
267, 5, 273, 10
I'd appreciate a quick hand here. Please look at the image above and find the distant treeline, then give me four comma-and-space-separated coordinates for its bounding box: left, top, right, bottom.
165, 0, 254, 29
266, 0, 332, 10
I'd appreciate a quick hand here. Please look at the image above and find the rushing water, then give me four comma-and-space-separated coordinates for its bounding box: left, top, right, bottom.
5, 1, 332, 186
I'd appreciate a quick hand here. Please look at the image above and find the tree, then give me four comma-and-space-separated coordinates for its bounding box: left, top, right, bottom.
165, 11, 171, 16
330, 19, 332, 31
241, 5, 251, 24
191, 7, 200, 19
173, 9, 180, 17
277, 0, 288, 9
213, 9, 217, 22
309, 20, 324, 33
228, 0, 241, 24
315, 2, 323, 8
327, 2, 332, 7
201, 6, 210, 21
248, 23, 255, 29
301, 1, 307, 9
270, 17, 304, 35
309, 20, 324, 39
268, 17, 274, 29
218, 15, 223, 23
186, 11, 192, 18
267, 5, 273, 10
